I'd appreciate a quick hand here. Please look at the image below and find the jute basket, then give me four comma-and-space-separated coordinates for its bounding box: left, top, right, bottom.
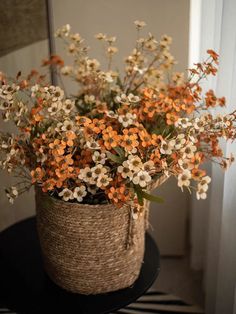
35, 175, 167, 295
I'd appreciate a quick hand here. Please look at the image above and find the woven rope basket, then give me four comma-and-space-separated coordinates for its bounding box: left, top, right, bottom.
35, 175, 167, 295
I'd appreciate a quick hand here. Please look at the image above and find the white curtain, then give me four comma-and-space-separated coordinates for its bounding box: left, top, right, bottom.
190, 0, 236, 313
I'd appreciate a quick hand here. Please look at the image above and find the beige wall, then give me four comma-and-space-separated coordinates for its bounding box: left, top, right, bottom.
52, 0, 190, 255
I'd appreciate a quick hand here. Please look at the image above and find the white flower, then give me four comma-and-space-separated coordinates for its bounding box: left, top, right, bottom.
174, 134, 186, 150
198, 176, 211, 192
59, 188, 74, 201
31, 84, 39, 97
118, 113, 137, 127
127, 155, 143, 172
73, 186, 87, 202
62, 99, 75, 114
127, 93, 140, 103
49, 86, 64, 102
86, 140, 101, 150
132, 170, 152, 187
172, 72, 184, 85
117, 161, 133, 179
55, 24, 71, 37
188, 129, 198, 143
104, 72, 113, 83
91, 164, 108, 179
160, 34, 172, 47
181, 144, 197, 159
92, 151, 107, 164
134, 20, 146, 28
193, 117, 205, 132
160, 140, 174, 155
61, 120, 74, 132
107, 46, 118, 55
178, 159, 194, 171
61, 66, 73, 75
196, 188, 207, 200
177, 170, 191, 188
115, 93, 127, 103
96, 174, 112, 188
133, 66, 147, 74
86, 58, 100, 70
6, 186, 18, 204
84, 94, 95, 104
78, 167, 96, 184
48, 102, 62, 115
175, 118, 192, 129
70, 33, 83, 43
95, 33, 107, 40
143, 160, 155, 172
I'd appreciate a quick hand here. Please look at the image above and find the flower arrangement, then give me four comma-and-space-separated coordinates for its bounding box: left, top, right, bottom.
0, 21, 235, 212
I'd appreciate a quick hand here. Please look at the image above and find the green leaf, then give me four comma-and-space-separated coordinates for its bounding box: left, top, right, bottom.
141, 190, 164, 203
134, 184, 163, 205
113, 146, 125, 158
134, 185, 144, 206
106, 151, 123, 164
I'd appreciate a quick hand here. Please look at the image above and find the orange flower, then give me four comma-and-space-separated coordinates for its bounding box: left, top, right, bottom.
55, 165, 73, 181
49, 139, 66, 156
205, 90, 217, 107
191, 168, 206, 180
151, 134, 163, 147
42, 178, 56, 192
218, 96, 226, 107
139, 130, 152, 148
76, 116, 92, 126
122, 127, 139, 136
107, 186, 128, 205
191, 152, 204, 168
103, 128, 120, 150
62, 131, 76, 147
166, 112, 179, 125
31, 167, 45, 183
107, 187, 120, 203
207, 49, 219, 63
118, 185, 131, 202
143, 101, 157, 118
143, 88, 154, 99
121, 134, 139, 151
181, 101, 195, 114
42, 54, 64, 67
90, 119, 106, 134
150, 149, 161, 165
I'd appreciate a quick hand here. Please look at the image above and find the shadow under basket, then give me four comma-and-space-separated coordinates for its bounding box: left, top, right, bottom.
35, 187, 147, 295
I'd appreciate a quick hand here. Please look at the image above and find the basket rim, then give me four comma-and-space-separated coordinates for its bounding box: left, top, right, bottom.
35, 174, 167, 210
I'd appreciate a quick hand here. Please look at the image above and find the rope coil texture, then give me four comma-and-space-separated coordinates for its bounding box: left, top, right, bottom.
35, 175, 167, 295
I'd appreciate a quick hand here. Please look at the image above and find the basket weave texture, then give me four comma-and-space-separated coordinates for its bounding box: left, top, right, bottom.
35, 188, 145, 294
35, 175, 167, 295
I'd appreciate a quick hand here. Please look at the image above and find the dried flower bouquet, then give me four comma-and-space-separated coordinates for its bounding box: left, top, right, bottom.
0, 21, 235, 214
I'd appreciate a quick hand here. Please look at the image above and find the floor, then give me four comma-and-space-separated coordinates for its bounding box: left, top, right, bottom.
152, 255, 205, 308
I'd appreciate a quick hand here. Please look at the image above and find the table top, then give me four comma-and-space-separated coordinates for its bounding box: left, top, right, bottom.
0, 217, 160, 314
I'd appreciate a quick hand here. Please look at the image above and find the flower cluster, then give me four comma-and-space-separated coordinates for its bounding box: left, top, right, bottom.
0, 22, 235, 210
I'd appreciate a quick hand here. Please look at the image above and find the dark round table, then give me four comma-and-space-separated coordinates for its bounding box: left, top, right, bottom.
0, 217, 160, 314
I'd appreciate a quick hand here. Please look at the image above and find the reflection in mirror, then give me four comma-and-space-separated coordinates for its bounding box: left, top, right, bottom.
0, 0, 50, 230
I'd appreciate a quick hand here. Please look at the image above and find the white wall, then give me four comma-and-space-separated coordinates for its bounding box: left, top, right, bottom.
51, 0, 190, 256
